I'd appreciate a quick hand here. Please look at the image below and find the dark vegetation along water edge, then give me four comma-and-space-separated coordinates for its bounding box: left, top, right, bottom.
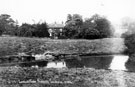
0, 37, 126, 57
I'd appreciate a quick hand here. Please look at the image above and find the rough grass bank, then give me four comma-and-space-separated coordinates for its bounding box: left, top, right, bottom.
0, 67, 135, 87
0, 37, 126, 57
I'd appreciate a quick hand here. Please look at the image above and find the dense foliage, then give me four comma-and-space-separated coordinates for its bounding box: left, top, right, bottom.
16, 23, 49, 37
63, 14, 114, 39
0, 14, 114, 39
123, 33, 135, 55
0, 14, 49, 37
0, 14, 17, 35
121, 20, 135, 56
63, 14, 83, 39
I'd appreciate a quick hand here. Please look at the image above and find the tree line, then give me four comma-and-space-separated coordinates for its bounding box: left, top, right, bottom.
63, 14, 114, 39
0, 14, 114, 39
0, 14, 49, 37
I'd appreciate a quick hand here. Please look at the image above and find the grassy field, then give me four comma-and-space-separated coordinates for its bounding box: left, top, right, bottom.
0, 67, 135, 87
0, 36, 126, 57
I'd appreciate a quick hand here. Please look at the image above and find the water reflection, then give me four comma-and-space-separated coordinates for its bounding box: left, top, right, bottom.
16, 55, 135, 72
65, 56, 113, 69
46, 61, 66, 68
19, 55, 114, 69
19, 60, 48, 67
45, 55, 130, 71
109, 55, 129, 70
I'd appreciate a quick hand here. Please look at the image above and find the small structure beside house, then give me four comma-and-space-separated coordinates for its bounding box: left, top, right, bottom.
48, 22, 64, 39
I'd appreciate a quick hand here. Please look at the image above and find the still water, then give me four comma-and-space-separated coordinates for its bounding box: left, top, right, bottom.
20, 55, 135, 72
45, 55, 131, 71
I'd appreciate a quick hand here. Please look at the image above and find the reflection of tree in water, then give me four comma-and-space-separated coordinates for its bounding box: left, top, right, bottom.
19, 61, 48, 67
125, 58, 135, 72
65, 58, 84, 68
65, 56, 113, 69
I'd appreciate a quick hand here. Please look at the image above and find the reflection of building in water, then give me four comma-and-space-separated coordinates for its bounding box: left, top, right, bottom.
48, 22, 64, 39
65, 56, 113, 69
46, 61, 66, 68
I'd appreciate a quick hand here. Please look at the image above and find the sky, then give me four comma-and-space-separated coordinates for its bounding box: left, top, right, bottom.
0, 0, 135, 25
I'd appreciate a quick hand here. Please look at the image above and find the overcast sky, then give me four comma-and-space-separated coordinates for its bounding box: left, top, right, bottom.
0, 0, 135, 25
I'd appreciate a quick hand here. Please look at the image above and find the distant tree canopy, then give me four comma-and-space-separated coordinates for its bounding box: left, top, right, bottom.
16, 22, 49, 37
0, 14, 17, 35
63, 14, 83, 39
0, 13, 114, 39
121, 20, 135, 38
63, 14, 114, 39
0, 14, 49, 37
17, 23, 32, 37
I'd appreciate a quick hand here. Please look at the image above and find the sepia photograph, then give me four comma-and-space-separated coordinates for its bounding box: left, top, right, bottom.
0, 0, 134, 87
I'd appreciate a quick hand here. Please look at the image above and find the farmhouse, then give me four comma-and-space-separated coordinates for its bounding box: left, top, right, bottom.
48, 22, 64, 39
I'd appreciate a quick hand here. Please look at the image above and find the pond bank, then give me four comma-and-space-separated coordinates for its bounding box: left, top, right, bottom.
0, 37, 126, 57
0, 67, 135, 87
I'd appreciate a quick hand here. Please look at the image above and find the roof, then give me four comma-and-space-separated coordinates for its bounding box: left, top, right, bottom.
48, 23, 64, 28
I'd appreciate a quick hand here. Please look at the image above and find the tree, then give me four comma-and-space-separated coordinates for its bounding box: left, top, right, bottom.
95, 16, 113, 38
0, 14, 16, 35
63, 14, 113, 39
34, 22, 49, 37
121, 20, 135, 59
82, 14, 114, 39
82, 18, 100, 39
66, 14, 72, 23
17, 23, 32, 37
63, 14, 83, 39
17, 22, 49, 37
123, 33, 135, 62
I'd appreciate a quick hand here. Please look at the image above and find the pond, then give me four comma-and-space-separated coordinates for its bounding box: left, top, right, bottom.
2, 54, 135, 72
18, 54, 135, 72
